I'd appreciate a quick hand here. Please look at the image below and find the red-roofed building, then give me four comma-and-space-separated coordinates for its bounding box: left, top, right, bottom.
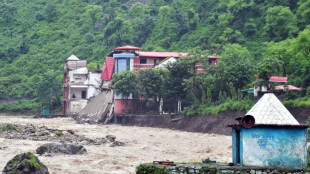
101, 46, 220, 114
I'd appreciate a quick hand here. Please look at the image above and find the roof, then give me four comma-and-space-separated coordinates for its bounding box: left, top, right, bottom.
245, 93, 299, 125
113, 53, 135, 58
155, 57, 177, 68
66, 55, 80, 61
72, 67, 88, 75
113, 45, 141, 50
138, 51, 220, 59
207, 56, 220, 59
101, 57, 115, 80
139, 51, 188, 58
275, 85, 301, 91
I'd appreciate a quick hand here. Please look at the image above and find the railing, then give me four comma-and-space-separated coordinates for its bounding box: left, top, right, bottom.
134, 64, 155, 71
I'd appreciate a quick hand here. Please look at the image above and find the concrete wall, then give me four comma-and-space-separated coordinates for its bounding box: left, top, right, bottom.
235, 126, 307, 169
70, 87, 87, 99
69, 99, 88, 114
137, 163, 309, 174
87, 86, 100, 99
114, 99, 133, 114
72, 74, 87, 82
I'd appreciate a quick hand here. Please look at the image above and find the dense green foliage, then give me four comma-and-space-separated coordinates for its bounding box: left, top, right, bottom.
1, 123, 17, 131
1, 0, 310, 113
112, 56, 254, 114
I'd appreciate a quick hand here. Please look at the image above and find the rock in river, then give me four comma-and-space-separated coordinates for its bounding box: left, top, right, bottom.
2, 152, 49, 174
36, 143, 87, 155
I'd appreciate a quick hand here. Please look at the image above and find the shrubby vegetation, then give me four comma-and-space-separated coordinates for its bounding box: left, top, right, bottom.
112, 56, 254, 115
1, 0, 310, 113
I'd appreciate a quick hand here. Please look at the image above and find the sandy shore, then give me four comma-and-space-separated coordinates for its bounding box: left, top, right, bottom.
0, 115, 232, 174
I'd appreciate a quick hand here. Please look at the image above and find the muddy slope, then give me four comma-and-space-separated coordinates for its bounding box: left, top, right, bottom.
115, 107, 310, 136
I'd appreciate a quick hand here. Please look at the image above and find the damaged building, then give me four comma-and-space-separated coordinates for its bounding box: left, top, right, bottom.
62, 55, 102, 115
75, 45, 220, 124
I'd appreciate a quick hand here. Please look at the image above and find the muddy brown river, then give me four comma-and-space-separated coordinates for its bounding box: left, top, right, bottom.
0, 115, 231, 174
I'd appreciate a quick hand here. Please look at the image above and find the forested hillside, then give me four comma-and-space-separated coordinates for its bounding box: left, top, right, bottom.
1, 0, 310, 113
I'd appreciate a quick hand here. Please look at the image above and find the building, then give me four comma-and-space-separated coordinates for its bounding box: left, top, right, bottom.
63, 55, 102, 115
231, 93, 307, 169
100, 45, 220, 114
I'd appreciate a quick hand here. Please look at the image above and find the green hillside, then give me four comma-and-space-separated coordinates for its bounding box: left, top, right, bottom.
0, 0, 310, 113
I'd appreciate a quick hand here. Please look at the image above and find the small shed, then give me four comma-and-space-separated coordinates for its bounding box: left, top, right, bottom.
231, 93, 307, 169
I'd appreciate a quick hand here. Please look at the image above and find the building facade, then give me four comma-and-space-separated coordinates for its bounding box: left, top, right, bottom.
101, 45, 220, 114
63, 55, 101, 115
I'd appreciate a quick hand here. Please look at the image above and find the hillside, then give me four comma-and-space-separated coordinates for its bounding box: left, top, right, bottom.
0, 0, 310, 113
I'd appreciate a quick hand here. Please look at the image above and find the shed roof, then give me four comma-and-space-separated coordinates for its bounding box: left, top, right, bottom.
113, 45, 141, 50
245, 93, 299, 125
66, 55, 80, 61
275, 85, 301, 91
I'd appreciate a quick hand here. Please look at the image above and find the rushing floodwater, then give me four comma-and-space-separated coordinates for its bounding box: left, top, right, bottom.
0, 115, 232, 174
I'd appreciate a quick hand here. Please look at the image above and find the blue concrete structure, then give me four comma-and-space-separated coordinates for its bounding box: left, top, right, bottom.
231, 94, 308, 169
232, 125, 307, 169
113, 54, 135, 74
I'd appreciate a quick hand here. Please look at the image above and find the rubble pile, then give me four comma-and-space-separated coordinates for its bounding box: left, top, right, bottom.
0, 123, 124, 146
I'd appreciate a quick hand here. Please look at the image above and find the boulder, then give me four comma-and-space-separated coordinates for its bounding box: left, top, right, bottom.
2, 152, 49, 174
106, 135, 116, 142
110, 141, 125, 147
36, 143, 87, 155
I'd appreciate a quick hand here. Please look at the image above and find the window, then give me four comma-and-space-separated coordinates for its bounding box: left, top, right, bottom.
154, 59, 157, 65
140, 58, 147, 64
81, 91, 87, 99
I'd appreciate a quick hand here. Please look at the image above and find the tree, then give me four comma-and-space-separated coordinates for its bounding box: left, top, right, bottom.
265, 6, 298, 41
264, 40, 293, 76
226, 61, 254, 92
86, 5, 102, 27
137, 69, 165, 113
220, 44, 253, 66
297, 0, 310, 28
162, 59, 193, 113
111, 71, 137, 113
46, 3, 57, 22
0, 3, 17, 23
37, 71, 62, 113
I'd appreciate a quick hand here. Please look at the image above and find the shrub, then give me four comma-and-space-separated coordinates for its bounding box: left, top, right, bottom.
2, 124, 17, 131
54, 131, 63, 136
184, 99, 253, 116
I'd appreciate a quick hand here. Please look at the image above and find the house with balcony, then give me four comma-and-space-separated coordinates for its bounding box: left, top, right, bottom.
100, 46, 220, 114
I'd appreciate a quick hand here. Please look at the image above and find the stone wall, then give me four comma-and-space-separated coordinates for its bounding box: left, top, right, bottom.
136, 163, 310, 174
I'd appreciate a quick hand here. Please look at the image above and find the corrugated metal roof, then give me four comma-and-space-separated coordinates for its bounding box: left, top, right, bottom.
275, 85, 301, 91
139, 51, 188, 58
113, 45, 141, 50
138, 51, 220, 59
101, 57, 115, 80
245, 93, 299, 125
